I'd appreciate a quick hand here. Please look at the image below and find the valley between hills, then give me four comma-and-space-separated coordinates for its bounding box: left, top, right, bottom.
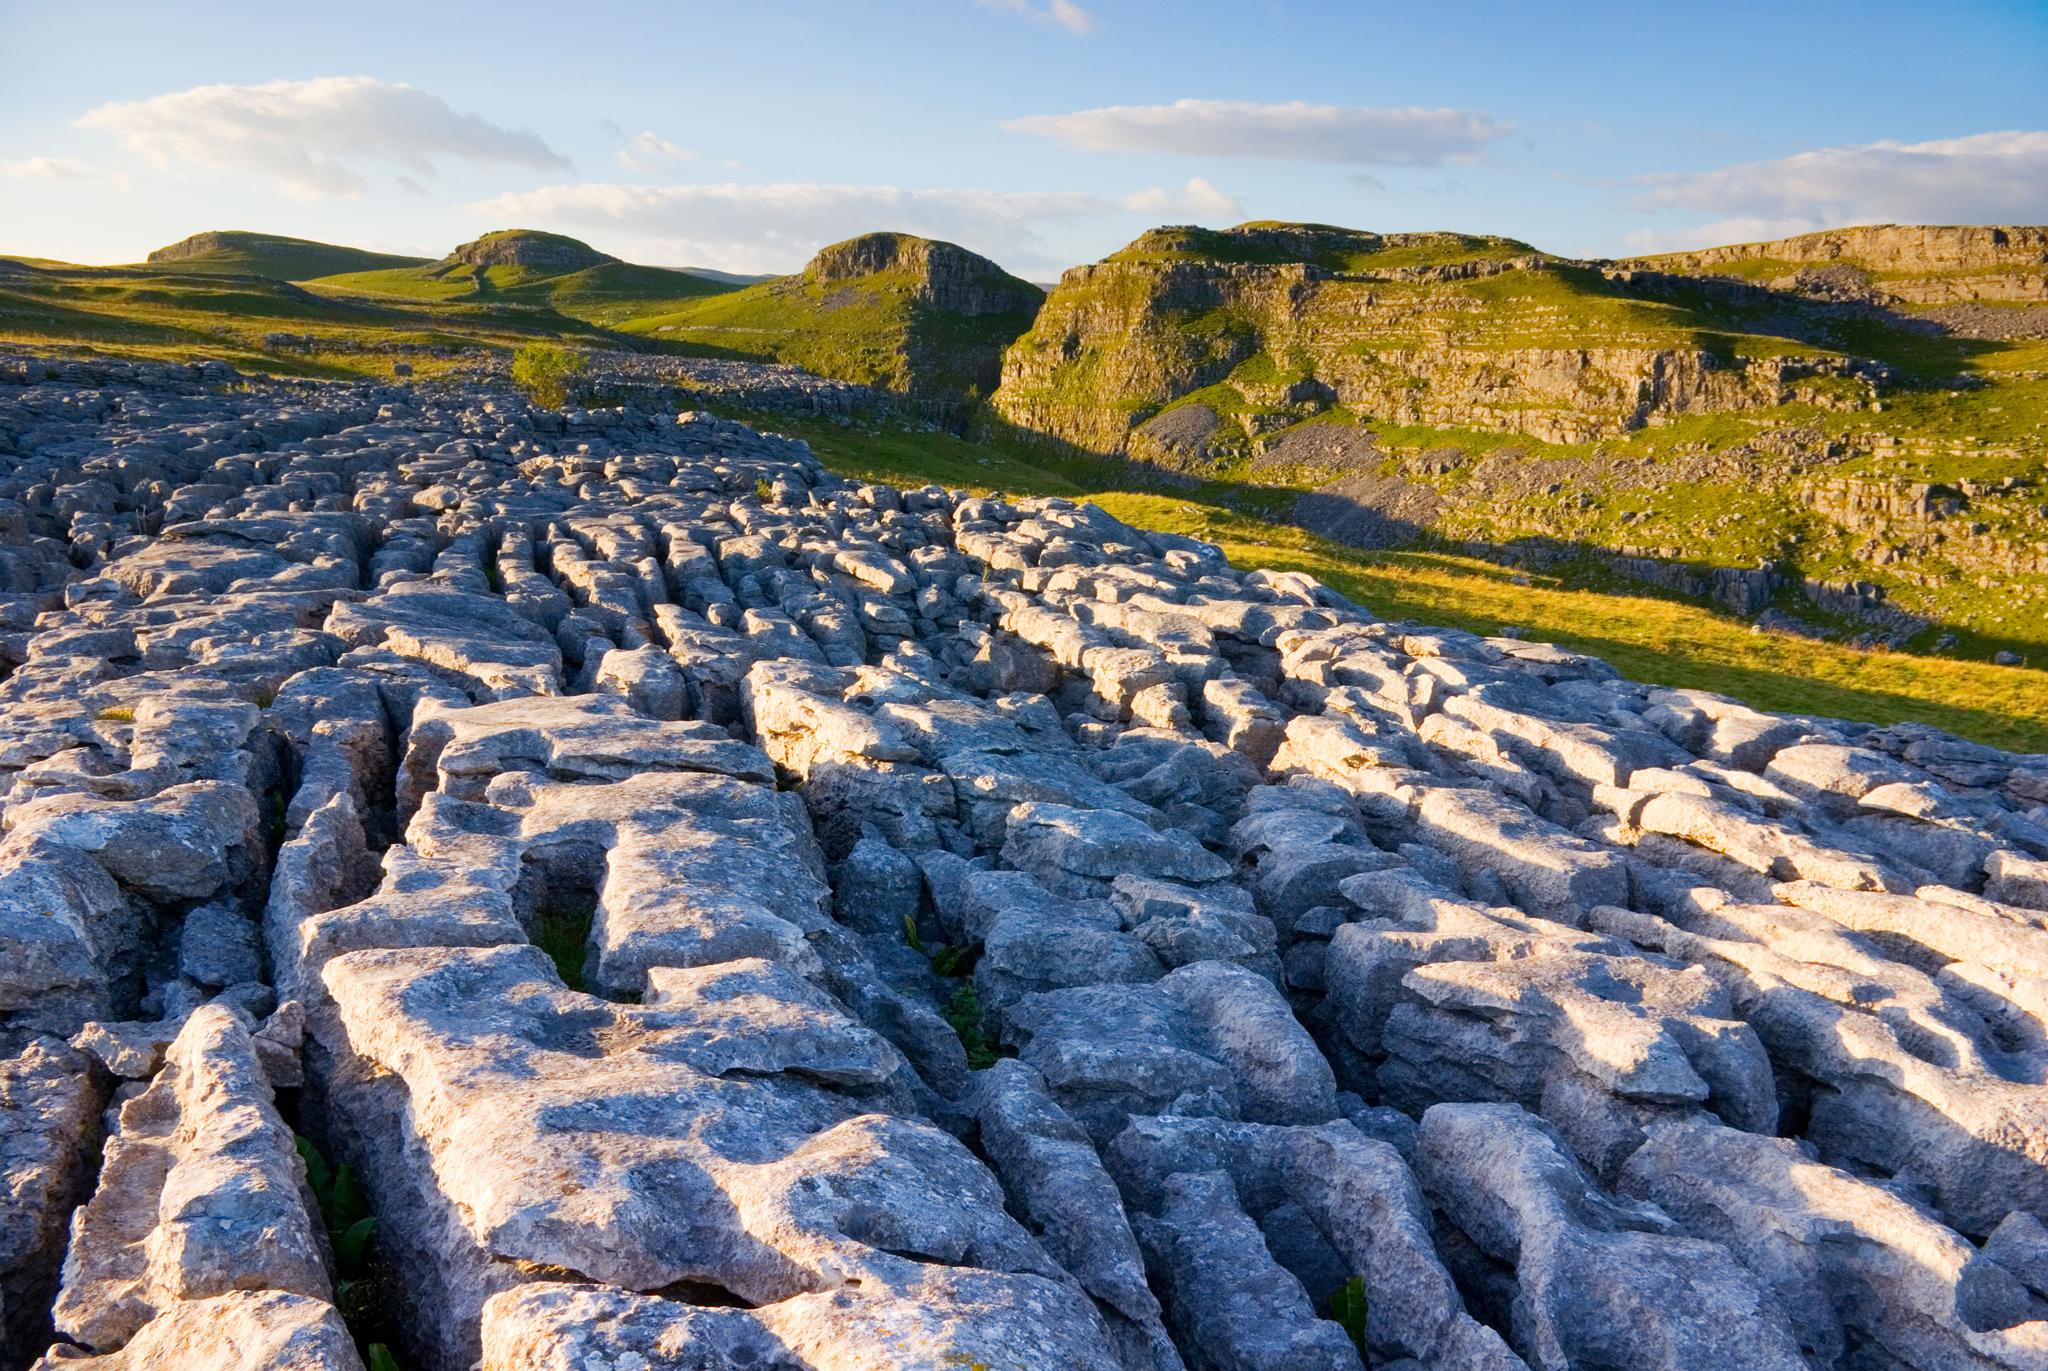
2, 219, 2044, 746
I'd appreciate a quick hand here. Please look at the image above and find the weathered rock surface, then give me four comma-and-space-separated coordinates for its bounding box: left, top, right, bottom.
3, 353, 2045, 1370
48, 1007, 333, 1357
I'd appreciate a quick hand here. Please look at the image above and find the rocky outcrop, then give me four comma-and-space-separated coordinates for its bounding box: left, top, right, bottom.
1800, 475, 2048, 578
145, 232, 270, 265
3, 353, 2048, 1370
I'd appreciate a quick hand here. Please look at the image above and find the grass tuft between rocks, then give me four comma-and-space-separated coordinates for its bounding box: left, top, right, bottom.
297, 1135, 408, 1370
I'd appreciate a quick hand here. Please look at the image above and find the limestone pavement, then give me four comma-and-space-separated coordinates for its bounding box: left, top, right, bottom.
2, 353, 2047, 1370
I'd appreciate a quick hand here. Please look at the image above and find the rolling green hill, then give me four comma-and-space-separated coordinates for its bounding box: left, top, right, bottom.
0, 255, 621, 379
143, 230, 430, 282
304, 229, 744, 326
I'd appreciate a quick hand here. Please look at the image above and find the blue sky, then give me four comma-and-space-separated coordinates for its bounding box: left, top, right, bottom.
4, 0, 2045, 276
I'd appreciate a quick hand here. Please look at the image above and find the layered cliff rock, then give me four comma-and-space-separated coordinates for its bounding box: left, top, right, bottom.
807, 231, 1042, 318
1632, 223, 2048, 303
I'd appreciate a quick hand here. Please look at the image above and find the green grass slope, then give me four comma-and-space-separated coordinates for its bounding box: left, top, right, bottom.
0, 228, 756, 380
0, 258, 623, 379
143, 231, 429, 282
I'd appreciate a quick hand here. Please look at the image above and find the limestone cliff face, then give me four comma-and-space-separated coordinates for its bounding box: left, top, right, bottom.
1635, 224, 2048, 303
993, 227, 1880, 453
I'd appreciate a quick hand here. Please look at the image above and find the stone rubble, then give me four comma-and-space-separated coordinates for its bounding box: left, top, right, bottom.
1, 352, 2046, 1370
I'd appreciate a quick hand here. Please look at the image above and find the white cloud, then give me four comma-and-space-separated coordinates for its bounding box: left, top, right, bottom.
616, 130, 697, 173
4, 156, 93, 181
76, 75, 570, 199
471, 178, 1225, 274
1119, 177, 1242, 219
1005, 98, 1508, 165
2, 156, 130, 192
1635, 130, 2048, 239
978, 0, 1093, 34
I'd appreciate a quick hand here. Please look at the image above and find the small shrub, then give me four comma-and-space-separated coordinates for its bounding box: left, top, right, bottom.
509, 343, 587, 409
93, 706, 135, 723
754, 477, 776, 503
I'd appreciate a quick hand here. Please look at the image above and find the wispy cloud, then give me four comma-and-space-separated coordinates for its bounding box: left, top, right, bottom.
1, 160, 130, 194
1005, 98, 1509, 165
76, 76, 570, 199
1632, 130, 2048, 247
616, 130, 696, 173
978, 0, 1093, 34
4, 156, 93, 181
2, 156, 130, 192
472, 177, 1236, 273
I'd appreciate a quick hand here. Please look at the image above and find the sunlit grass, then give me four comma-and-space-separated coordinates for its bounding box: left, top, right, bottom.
777, 414, 2048, 751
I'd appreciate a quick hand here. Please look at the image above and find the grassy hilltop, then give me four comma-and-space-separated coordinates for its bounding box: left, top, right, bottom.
144, 230, 431, 281
617, 231, 1044, 398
